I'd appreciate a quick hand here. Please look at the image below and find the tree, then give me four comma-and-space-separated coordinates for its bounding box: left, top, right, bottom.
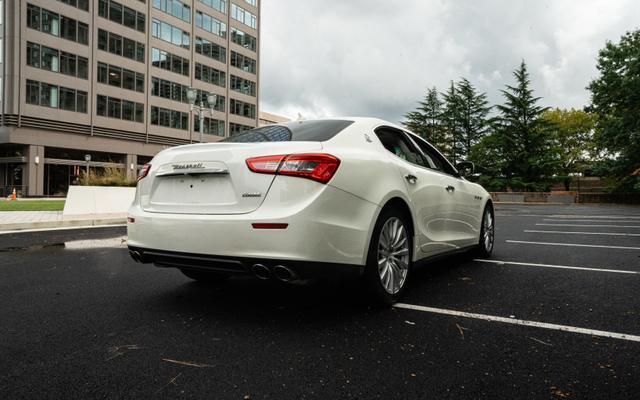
587, 29, 640, 192
403, 87, 448, 151
542, 108, 596, 190
453, 78, 492, 162
494, 60, 555, 190
440, 81, 461, 163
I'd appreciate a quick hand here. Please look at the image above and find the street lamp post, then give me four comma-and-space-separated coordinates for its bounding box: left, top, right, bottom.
84, 154, 91, 178
186, 88, 218, 143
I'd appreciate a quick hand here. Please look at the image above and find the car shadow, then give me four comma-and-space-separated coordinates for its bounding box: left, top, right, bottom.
141, 252, 475, 324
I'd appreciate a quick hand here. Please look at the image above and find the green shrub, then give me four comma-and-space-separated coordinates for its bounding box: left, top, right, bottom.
78, 167, 137, 187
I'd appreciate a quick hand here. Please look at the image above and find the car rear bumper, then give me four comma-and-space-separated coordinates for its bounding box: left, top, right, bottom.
126, 181, 380, 267
127, 246, 364, 281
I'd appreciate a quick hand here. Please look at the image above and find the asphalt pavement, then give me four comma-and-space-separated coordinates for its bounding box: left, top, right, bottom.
0, 204, 639, 399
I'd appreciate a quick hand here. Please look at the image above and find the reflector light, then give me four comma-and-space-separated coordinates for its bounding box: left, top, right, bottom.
252, 223, 289, 229
127, 217, 135, 223
137, 164, 151, 182
246, 153, 340, 184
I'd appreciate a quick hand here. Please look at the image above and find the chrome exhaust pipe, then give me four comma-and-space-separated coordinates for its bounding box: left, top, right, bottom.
251, 264, 272, 280
129, 250, 141, 263
272, 265, 297, 282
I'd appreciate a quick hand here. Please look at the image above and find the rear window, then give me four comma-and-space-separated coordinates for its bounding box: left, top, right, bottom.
222, 120, 354, 143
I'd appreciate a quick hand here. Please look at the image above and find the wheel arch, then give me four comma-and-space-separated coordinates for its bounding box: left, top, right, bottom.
362, 194, 417, 265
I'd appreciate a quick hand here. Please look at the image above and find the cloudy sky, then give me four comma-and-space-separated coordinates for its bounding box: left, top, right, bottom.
259, 0, 640, 123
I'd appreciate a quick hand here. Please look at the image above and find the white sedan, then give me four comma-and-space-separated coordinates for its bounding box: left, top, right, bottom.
127, 118, 494, 304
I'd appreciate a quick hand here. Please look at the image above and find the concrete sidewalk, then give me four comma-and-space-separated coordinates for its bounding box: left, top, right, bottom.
0, 211, 126, 232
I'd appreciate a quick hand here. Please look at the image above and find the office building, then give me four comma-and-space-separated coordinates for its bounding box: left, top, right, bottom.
0, 0, 260, 196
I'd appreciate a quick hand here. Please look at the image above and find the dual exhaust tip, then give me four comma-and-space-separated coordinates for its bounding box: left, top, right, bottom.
252, 264, 297, 282
129, 250, 144, 263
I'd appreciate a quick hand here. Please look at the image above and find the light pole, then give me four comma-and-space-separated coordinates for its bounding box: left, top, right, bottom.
186, 88, 218, 143
84, 154, 91, 178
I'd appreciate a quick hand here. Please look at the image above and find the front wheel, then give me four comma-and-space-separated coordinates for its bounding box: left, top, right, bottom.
476, 204, 495, 257
363, 208, 412, 306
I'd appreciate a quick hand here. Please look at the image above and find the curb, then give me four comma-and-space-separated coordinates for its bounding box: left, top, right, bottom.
0, 218, 126, 232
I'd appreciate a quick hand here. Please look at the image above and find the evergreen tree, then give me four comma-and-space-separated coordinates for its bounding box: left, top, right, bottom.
587, 29, 640, 192
454, 78, 492, 162
403, 88, 448, 151
495, 60, 555, 190
440, 81, 461, 163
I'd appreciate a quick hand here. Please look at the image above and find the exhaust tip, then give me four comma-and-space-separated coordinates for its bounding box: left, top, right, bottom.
129, 250, 142, 263
251, 264, 271, 280
273, 265, 297, 282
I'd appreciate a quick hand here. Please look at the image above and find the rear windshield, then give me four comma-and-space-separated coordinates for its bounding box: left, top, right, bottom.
222, 120, 354, 143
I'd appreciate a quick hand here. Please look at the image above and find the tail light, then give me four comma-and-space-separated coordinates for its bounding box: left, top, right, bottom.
137, 164, 151, 182
246, 153, 340, 184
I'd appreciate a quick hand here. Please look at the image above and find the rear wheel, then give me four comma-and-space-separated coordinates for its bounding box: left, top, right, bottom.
364, 208, 412, 306
180, 269, 229, 284
476, 204, 495, 257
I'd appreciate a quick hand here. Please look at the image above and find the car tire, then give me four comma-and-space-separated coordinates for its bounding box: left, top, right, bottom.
180, 269, 229, 284
476, 203, 495, 257
363, 207, 413, 306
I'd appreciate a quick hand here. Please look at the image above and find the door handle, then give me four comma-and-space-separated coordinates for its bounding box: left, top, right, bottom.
445, 185, 455, 193
404, 174, 418, 184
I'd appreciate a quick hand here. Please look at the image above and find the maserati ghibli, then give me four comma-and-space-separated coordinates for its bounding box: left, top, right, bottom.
127, 118, 494, 304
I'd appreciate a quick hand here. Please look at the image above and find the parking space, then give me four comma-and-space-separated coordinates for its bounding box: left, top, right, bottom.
0, 204, 639, 398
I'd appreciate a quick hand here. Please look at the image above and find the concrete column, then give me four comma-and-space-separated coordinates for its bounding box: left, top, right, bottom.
24, 145, 45, 197
126, 154, 138, 181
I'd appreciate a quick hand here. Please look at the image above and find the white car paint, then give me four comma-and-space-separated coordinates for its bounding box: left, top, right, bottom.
127, 117, 491, 272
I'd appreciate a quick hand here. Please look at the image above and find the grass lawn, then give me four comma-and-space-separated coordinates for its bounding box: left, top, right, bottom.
0, 200, 66, 212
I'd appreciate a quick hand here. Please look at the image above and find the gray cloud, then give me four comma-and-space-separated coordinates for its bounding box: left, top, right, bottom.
259, 0, 639, 123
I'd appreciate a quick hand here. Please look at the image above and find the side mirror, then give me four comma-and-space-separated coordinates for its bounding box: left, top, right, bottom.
455, 161, 475, 178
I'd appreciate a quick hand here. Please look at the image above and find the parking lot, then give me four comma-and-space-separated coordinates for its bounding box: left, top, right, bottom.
1, 204, 639, 399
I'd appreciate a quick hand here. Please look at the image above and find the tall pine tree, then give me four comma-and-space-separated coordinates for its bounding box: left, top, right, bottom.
403, 88, 448, 151
495, 60, 555, 190
454, 78, 492, 162
441, 81, 461, 163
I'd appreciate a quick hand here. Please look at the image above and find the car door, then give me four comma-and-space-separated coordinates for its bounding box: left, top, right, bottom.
409, 134, 479, 247
374, 127, 457, 257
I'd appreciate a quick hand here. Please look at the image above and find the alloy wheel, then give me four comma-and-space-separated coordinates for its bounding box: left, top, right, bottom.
377, 217, 410, 294
483, 208, 495, 253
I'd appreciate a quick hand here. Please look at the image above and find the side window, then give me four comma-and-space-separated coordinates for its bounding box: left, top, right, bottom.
375, 128, 426, 168
411, 134, 457, 175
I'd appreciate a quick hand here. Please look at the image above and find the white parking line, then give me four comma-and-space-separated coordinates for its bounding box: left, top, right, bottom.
542, 219, 640, 223
537, 223, 640, 228
473, 259, 639, 275
525, 230, 640, 237
506, 240, 640, 250
500, 214, 640, 219
394, 303, 640, 343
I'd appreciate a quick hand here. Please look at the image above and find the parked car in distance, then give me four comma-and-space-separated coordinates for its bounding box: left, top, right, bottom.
127, 118, 494, 304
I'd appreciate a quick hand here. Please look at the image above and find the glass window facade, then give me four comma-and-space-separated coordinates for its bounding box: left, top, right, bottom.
230, 75, 256, 96
194, 116, 225, 136
151, 48, 189, 76
26, 4, 89, 45
230, 51, 256, 74
230, 4, 257, 29
98, 29, 145, 63
150, 106, 189, 130
230, 98, 256, 119
195, 10, 227, 38
195, 37, 226, 63
58, 0, 90, 12
195, 63, 226, 87
198, 0, 227, 14
96, 95, 144, 123
230, 122, 253, 135
97, 62, 145, 93
153, 0, 190, 22
230, 27, 256, 52
98, 0, 146, 32
27, 42, 88, 79
152, 19, 190, 49
26, 80, 88, 113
